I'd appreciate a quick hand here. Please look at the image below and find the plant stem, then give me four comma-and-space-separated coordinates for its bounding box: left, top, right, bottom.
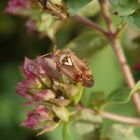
111, 38, 140, 115
74, 14, 108, 37
99, 0, 114, 33
98, 0, 140, 116
115, 22, 127, 37
85, 108, 140, 125
101, 111, 140, 125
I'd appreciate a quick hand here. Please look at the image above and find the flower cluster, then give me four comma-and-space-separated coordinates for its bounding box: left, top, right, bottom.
5, 0, 30, 14
5, 0, 68, 19
16, 48, 93, 135
5, 0, 69, 38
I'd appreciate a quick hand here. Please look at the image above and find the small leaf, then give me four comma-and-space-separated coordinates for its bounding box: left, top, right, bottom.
79, 0, 100, 17
65, 0, 93, 15
89, 91, 106, 110
75, 109, 102, 136
130, 80, 140, 94
37, 13, 62, 39
107, 81, 140, 104
62, 83, 84, 104
104, 124, 139, 140
37, 121, 60, 136
68, 83, 84, 104
109, 0, 138, 16
124, 12, 140, 31
107, 87, 131, 104
52, 106, 69, 122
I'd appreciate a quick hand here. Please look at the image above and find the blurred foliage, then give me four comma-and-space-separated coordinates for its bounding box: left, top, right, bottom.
104, 124, 139, 140
109, 0, 138, 16
1, 0, 140, 140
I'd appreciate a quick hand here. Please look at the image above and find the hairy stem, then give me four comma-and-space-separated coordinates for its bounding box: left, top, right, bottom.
111, 38, 140, 115
74, 14, 108, 37
85, 108, 140, 125
99, 0, 140, 115
101, 111, 140, 125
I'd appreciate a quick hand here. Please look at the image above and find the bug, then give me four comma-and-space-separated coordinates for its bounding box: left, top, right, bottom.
53, 48, 94, 87
38, 0, 69, 20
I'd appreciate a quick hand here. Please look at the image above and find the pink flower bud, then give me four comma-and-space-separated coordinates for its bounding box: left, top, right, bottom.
16, 77, 43, 99
5, 0, 29, 14
22, 105, 51, 129
34, 89, 55, 101
22, 105, 62, 135
22, 57, 47, 78
22, 57, 37, 78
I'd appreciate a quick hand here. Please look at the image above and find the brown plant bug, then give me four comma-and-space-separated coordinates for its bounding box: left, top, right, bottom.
52, 48, 94, 87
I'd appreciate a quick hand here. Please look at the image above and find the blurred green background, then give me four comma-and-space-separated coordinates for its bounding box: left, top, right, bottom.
0, 1, 51, 140
1, 1, 140, 140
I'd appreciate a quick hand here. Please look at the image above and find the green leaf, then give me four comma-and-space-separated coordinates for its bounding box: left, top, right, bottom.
63, 83, 84, 104
109, 0, 138, 16
89, 91, 106, 110
105, 124, 139, 140
124, 12, 140, 31
107, 87, 131, 104
130, 80, 140, 94
107, 81, 140, 105
107, 80, 140, 105
52, 106, 69, 122
65, 0, 93, 15
62, 122, 73, 140
75, 109, 102, 136
46, 126, 63, 140
37, 121, 60, 136
78, 0, 100, 17
37, 13, 62, 39
70, 83, 84, 104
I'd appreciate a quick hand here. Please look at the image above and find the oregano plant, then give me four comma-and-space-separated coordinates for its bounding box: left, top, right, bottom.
3, 0, 140, 140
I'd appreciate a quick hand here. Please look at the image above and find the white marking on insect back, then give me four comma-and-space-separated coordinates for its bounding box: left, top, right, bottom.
64, 57, 72, 66
59, 54, 73, 66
